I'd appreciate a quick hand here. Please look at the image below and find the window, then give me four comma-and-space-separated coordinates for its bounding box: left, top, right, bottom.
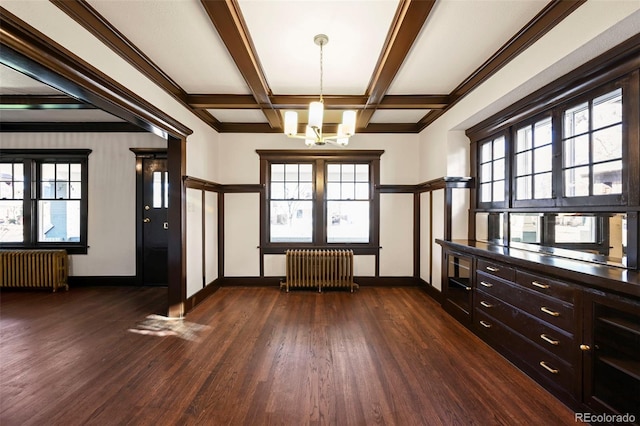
515, 117, 553, 200
563, 88, 623, 197
269, 163, 313, 243
259, 150, 381, 253
0, 150, 90, 254
478, 135, 506, 204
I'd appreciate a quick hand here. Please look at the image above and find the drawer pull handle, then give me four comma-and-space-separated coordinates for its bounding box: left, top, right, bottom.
480, 281, 493, 288
539, 361, 559, 374
480, 320, 492, 328
532, 281, 550, 289
580, 344, 591, 351
540, 334, 559, 346
480, 301, 493, 308
540, 307, 560, 317
465, 286, 471, 291
486, 266, 499, 272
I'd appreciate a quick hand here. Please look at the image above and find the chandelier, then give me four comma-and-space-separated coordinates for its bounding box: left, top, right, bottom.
283, 34, 357, 146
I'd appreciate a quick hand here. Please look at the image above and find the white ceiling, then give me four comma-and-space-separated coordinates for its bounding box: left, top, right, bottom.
0, 0, 638, 132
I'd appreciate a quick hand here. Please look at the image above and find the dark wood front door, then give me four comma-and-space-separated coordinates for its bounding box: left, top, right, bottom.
141, 158, 168, 285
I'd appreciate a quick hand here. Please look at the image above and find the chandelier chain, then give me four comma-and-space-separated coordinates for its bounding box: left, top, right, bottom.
319, 40, 324, 102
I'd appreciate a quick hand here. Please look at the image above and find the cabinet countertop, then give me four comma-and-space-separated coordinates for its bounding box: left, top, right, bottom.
436, 239, 640, 299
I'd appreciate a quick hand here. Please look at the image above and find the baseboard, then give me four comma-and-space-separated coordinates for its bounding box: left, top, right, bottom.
184, 279, 221, 313
218, 276, 424, 287
418, 278, 443, 303
68, 275, 139, 287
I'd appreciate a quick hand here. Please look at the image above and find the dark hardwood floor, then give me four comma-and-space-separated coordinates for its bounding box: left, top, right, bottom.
0, 286, 581, 425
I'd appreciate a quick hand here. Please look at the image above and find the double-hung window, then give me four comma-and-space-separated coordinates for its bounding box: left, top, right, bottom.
259, 150, 381, 253
0, 150, 90, 254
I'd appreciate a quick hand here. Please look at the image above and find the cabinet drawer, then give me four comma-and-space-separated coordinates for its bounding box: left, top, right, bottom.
477, 259, 515, 282
474, 310, 575, 395
475, 291, 576, 363
477, 271, 575, 332
516, 271, 576, 303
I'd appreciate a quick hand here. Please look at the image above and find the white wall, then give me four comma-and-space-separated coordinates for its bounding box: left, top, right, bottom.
218, 132, 420, 277
0, 132, 166, 276
2, 1, 222, 292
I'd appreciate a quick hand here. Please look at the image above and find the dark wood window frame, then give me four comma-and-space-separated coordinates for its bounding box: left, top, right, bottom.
467, 37, 640, 270
0, 149, 91, 254
257, 150, 383, 255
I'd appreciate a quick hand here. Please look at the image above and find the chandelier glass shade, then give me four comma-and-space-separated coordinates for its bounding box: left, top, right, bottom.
283, 34, 357, 146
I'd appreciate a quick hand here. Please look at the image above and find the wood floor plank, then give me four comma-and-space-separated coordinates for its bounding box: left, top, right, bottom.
0, 286, 582, 425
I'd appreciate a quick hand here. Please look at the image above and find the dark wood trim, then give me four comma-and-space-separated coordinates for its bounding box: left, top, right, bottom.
415, 177, 474, 192
183, 278, 222, 313
199, 0, 280, 129
218, 276, 422, 287
359, 0, 437, 129
419, 0, 585, 131
0, 94, 92, 109
67, 276, 139, 287
222, 184, 264, 193
218, 192, 225, 279
377, 184, 416, 193
413, 192, 420, 278
183, 176, 224, 192
429, 191, 434, 284
418, 278, 444, 303
0, 7, 192, 139
50, 0, 222, 132
167, 136, 186, 318
0, 122, 146, 133
188, 94, 449, 110
256, 149, 385, 159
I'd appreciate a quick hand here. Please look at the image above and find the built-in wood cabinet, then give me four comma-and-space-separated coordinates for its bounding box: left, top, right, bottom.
437, 239, 640, 422
442, 251, 473, 325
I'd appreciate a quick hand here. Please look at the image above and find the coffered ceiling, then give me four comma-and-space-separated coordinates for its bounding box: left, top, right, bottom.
0, 1, 592, 133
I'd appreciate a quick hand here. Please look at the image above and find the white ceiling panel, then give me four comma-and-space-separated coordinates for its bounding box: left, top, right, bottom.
207, 109, 268, 123
238, 0, 400, 95
87, 0, 250, 94
370, 109, 430, 123
389, 0, 548, 94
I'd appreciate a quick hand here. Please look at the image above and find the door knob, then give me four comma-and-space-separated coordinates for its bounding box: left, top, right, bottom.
143, 217, 151, 223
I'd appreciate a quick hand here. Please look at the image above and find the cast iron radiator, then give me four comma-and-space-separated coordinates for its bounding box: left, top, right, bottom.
281, 249, 358, 292
0, 250, 69, 292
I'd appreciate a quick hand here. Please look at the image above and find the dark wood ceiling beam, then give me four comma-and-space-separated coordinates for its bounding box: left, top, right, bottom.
200, 0, 281, 128
188, 94, 449, 110
217, 121, 421, 134
0, 95, 94, 109
359, 0, 437, 129
418, 0, 586, 131
51, 0, 222, 132
0, 6, 192, 138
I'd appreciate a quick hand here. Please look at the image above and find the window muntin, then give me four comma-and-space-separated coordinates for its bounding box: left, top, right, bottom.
515, 117, 553, 200
0, 151, 89, 253
478, 136, 506, 203
326, 163, 370, 243
269, 163, 314, 243
563, 88, 623, 197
